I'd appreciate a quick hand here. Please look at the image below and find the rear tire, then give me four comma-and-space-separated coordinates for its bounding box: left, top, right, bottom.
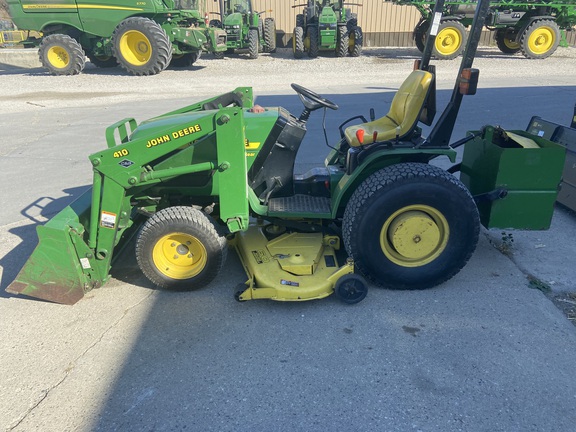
433, 20, 467, 60
112, 17, 172, 76
263, 17, 276, 53
247, 28, 259, 59
495, 29, 521, 54
170, 51, 201, 68
348, 26, 362, 57
293, 26, 304, 59
308, 25, 319, 58
136, 207, 227, 290
520, 19, 560, 59
87, 53, 117, 68
342, 163, 480, 290
413, 19, 429, 53
38, 34, 86, 76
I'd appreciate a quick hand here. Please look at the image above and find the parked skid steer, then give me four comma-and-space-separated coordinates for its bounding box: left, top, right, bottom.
7, 0, 566, 305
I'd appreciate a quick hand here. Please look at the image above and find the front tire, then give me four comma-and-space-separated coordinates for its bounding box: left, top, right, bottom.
433, 20, 467, 60
263, 17, 277, 53
293, 26, 304, 59
308, 25, 319, 58
343, 163, 480, 290
38, 34, 86, 75
336, 25, 348, 57
247, 28, 259, 59
136, 207, 227, 290
112, 17, 172, 76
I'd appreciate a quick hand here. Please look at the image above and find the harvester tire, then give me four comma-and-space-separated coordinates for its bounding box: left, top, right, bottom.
348, 26, 363, 57
87, 53, 117, 68
38, 34, 86, 76
336, 25, 348, 57
136, 206, 228, 291
112, 17, 172, 76
293, 26, 304, 59
432, 20, 467, 60
342, 163, 480, 290
520, 19, 560, 59
264, 18, 277, 53
170, 52, 201, 68
248, 28, 259, 59
413, 19, 429, 53
308, 25, 319, 58
495, 29, 521, 54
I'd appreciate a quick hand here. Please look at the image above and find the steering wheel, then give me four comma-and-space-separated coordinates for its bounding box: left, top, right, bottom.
291, 83, 339, 112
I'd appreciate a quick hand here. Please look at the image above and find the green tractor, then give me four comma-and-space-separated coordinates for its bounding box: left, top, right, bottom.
210, 0, 276, 59
6, 0, 227, 75
292, 0, 363, 58
6, 0, 567, 305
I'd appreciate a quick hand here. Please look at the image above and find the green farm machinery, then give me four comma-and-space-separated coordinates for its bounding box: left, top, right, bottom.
391, 0, 576, 59
6, 0, 227, 75
292, 0, 363, 58
6, 0, 567, 305
209, 0, 276, 59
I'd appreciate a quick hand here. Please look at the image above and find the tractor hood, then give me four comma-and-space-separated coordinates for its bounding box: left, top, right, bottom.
223, 13, 244, 27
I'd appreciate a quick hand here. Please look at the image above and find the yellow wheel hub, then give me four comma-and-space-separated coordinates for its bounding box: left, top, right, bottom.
153, 233, 207, 280
380, 205, 449, 267
528, 27, 555, 55
47, 46, 70, 69
435, 27, 462, 56
119, 30, 152, 66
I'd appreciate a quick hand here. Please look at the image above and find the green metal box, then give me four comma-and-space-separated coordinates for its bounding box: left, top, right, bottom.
460, 126, 566, 230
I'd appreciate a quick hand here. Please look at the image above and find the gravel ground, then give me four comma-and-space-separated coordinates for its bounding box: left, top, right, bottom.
1, 46, 576, 113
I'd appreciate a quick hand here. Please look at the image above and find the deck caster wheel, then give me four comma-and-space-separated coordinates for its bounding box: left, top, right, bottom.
334, 274, 368, 304
235, 283, 248, 302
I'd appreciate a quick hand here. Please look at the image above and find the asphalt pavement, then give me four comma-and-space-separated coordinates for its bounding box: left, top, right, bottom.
1, 47, 576, 432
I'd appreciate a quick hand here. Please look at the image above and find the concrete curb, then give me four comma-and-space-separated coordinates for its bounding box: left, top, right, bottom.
0, 48, 41, 68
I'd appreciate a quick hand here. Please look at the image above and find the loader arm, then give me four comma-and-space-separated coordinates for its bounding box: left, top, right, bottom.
7, 89, 253, 305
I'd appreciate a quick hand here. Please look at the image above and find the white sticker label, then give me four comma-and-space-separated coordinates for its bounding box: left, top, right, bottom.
430, 12, 442, 36
100, 211, 117, 229
80, 258, 91, 269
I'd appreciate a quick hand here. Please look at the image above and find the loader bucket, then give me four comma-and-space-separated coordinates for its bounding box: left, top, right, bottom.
6, 190, 106, 305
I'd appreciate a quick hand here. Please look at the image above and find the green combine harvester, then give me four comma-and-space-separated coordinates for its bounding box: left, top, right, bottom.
6, 0, 567, 305
292, 0, 363, 58
6, 0, 227, 75
209, 0, 276, 59
390, 0, 576, 59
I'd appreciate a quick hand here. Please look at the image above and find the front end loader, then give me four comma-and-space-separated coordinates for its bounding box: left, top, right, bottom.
7, 0, 566, 305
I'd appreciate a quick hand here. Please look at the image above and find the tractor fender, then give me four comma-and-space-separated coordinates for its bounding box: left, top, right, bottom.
331, 148, 456, 219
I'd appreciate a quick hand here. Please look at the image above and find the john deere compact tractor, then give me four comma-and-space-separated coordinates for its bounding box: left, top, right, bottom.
292, 0, 363, 58
7, 0, 567, 305
6, 0, 227, 75
210, 0, 276, 58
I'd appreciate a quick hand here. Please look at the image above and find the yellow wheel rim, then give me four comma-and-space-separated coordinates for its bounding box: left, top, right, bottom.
380, 205, 449, 267
435, 26, 462, 56
528, 27, 555, 55
47, 46, 70, 69
153, 233, 207, 280
119, 30, 152, 66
